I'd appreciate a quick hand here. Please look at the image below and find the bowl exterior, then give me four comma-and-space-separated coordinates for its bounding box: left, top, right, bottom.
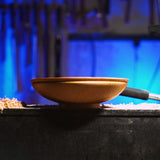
31, 80, 128, 104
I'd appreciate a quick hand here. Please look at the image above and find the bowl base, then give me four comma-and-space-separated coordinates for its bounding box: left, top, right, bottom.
59, 103, 100, 109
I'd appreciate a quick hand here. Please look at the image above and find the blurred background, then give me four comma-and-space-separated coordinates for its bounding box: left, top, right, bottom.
0, 0, 160, 105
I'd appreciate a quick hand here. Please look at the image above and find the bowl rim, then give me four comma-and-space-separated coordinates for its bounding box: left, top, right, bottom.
31, 77, 129, 83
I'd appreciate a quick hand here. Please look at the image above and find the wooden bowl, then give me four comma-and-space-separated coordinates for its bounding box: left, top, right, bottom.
31, 77, 128, 108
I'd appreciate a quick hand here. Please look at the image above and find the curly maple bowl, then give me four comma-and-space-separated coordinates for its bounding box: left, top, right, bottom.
31, 77, 128, 108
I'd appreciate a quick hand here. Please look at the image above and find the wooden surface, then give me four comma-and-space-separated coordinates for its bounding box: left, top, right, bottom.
0, 105, 160, 160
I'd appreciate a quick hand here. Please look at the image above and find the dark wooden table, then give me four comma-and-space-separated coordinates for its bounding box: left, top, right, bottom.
1, 105, 160, 160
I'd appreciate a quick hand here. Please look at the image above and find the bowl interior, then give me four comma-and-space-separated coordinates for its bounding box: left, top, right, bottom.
31, 77, 129, 83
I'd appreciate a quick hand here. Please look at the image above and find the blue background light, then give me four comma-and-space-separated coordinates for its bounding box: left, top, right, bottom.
0, 0, 160, 105
68, 39, 160, 104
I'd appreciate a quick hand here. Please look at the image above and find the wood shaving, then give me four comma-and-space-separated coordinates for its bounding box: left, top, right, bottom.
0, 98, 24, 111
